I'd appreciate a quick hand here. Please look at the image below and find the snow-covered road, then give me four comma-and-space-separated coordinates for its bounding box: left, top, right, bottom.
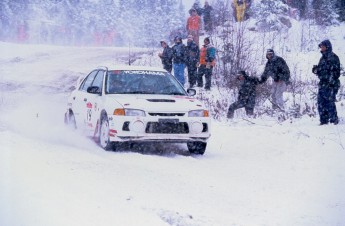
1, 42, 345, 226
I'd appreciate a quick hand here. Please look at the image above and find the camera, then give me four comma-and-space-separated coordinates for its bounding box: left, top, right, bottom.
312, 65, 318, 74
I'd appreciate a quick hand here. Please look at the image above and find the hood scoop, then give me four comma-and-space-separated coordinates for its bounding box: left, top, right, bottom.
146, 99, 176, 103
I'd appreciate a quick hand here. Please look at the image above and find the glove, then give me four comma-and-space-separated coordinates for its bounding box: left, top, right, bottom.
206, 62, 211, 69
312, 65, 318, 74
196, 62, 200, 68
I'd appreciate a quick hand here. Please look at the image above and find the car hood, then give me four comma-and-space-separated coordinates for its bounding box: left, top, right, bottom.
108, 94, 204, 112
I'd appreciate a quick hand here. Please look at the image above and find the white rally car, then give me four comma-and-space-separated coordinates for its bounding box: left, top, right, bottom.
65, 65, 211, 154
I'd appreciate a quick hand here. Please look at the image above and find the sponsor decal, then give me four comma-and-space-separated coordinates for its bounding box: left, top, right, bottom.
123, 70, 165, 76
87, 109, 92, 121
109, 129, 117, 137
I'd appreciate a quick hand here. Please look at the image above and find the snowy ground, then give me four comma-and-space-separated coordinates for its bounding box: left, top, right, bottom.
1, 41, 345, 226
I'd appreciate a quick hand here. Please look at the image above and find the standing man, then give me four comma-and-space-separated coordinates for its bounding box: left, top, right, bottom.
172, 36, 187, 86
186, 34, 200, 88
197, 37, 216, 90
158, 40, 173, 73
203, 1, 213, 33
186, 8, 201, 46
260, 49, 290, 110
312, 39, 341, 125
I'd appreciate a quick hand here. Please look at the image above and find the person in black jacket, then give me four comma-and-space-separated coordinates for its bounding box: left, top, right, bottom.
158, 40, 173, 73
227, 71, 260, 118
203, 1, 213, 32
260, 49, 290, 110
172, 36, 187, 86
312, 39, 341, 125
186, 34, 200, 88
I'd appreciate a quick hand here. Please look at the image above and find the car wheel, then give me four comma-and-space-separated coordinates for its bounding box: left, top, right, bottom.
187, 142, 206, 155
99, 115, 113, 151
64, 110, 76, 129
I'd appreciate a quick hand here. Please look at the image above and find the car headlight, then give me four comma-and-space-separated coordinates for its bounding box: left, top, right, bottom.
188, 110, 209, 117
113, 108, 146, 116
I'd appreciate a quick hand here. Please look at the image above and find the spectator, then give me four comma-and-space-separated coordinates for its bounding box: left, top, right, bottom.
312, 40, 341, 125
244, 0, 252, 20
197, 37, 216, 90
186, 8, 202, 46
259, 49, 290, 110
172, 36, 187, 86
186, 34, 200, 88
232, 0, 247, 22
158, 40, 173, 73
203, 1, 213, 33
227, 71, 260, 118
192, 2, 204, 16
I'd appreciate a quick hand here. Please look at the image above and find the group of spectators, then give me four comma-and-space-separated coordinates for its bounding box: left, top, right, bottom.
159, 36, 341, 125
228, 40, 341, 125
159, 1, 341, 125
158, 35, 216, 91
227, 40, 340, 125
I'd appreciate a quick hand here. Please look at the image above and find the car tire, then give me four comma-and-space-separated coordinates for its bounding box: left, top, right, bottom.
99, 114, 113, 151
187, 141, 206, 155
64, 110, 76, 129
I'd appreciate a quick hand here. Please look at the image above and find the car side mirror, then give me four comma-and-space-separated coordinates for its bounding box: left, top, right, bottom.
187, 88, 196, 96
87, 86, 101, 94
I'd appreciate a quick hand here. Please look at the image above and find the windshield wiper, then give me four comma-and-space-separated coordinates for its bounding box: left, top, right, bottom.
168, 92, 186, 95
125, 91, 156, 94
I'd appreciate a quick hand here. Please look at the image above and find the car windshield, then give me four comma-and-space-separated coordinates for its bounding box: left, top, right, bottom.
105, 70, 187, 95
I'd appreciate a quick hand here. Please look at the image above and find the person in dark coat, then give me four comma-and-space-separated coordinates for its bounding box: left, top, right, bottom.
227, 71, 260, 118
203, 1, 213, 33
186, 34, 200, 88
312, 39, 341, 125
158, 40, 173, 73
172, 36, 187, 86
260, 49, 290, 110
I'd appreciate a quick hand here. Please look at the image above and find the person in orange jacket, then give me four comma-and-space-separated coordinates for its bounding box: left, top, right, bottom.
186, 8, 201, 46
197, 37, 216, 90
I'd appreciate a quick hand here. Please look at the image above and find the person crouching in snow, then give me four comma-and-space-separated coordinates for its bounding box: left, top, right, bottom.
227, 71, 260, 119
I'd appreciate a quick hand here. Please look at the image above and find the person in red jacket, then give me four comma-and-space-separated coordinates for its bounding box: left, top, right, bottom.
186, 8, 201, 46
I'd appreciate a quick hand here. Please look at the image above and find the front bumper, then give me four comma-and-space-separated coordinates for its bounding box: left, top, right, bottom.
107, 115, 211, 143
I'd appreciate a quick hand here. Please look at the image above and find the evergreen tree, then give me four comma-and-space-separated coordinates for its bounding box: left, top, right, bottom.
312, 0, 339, 25
251, 0, 289, 31
336, 0, 345, 21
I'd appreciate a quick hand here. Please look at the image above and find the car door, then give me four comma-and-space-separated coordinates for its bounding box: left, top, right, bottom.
84, 70, 105, 135
73, 70, 99, 131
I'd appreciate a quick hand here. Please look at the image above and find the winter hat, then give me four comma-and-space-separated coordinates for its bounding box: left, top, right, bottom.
204, 37, 210, 44
318, 39, 332, 52
238, 70, 246, 76
237, 70, 247, 79
266, 49, 274, 54
174, 36, 182, 42
160, 40, 167, 45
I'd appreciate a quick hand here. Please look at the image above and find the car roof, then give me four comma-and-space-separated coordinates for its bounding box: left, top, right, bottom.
101, 65, 167, 72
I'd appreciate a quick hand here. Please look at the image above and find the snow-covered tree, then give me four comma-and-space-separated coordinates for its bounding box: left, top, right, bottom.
251, 0, 290, 31
312, 0, 339, 25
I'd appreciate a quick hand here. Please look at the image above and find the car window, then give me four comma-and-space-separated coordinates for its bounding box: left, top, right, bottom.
105, 70, 187, 95
91, 70, 104, 91
79, 70, 98, 91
